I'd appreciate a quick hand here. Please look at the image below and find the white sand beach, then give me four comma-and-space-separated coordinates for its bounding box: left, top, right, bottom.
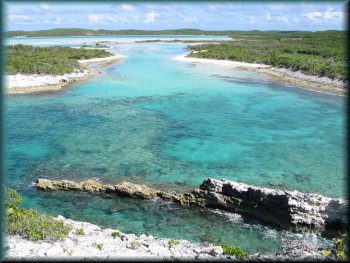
6, 54, 126, 94
174, 54, 346, 96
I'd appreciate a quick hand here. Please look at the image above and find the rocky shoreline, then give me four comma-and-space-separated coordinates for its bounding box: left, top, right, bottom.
36, 178, 347, 237
5, 217, 227, 261
5, 178, 344, 261
5, 216, 335, 261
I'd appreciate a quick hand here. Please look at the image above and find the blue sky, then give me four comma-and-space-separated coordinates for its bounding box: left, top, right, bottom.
4, 1, 347, 31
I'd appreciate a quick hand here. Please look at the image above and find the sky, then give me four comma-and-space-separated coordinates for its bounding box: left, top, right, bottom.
4, 1, 348, 31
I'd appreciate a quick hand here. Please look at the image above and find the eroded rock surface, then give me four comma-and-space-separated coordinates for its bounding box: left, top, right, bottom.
191, 179, 347, 236
37, 179, 159, 199
36, 178, 347, 236
5, 216, 229, 261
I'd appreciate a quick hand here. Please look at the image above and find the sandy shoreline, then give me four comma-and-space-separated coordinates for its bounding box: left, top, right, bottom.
6, 54, 126, 94
71, 46, 112, 50
135, 41, 218, 45
174, 54, 346, 96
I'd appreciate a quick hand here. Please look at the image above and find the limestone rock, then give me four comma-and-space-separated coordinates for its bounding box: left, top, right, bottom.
36, 178, 347, 236
195, 178, 347, 236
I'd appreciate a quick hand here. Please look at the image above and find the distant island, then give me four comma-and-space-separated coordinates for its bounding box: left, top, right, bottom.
6, 27, 342, 38
6, 28, 234, 37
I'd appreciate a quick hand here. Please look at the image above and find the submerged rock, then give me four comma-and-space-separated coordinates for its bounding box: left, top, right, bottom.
36, 178, 347, 237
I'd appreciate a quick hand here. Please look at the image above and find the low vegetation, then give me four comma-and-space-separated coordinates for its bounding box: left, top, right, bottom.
6, 44, 113, 75
188, 30, 347, 81
168, 239, 179, 248
5, 186, 344, 260
92, 242, 104, 251
4, 187, 72, 242
215, 243, 248, 259
75, 227, 85, 235
335, 233, 348, 261
111, 231, 122, 239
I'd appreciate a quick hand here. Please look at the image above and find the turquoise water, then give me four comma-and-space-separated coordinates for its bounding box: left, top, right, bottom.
4, 36, 345, 253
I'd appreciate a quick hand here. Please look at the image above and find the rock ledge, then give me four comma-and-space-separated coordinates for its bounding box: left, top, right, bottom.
36, 178, 348, 236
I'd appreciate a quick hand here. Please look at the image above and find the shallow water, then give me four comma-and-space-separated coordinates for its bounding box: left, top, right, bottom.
4, 36, 345, 253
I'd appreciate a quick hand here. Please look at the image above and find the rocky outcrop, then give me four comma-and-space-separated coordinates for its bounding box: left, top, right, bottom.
36, 178, 347, 236
188, 179, 348, 236
36, 179, 160, 199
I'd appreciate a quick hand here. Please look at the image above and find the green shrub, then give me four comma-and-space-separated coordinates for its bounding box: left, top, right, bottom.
216, 243, 248, 259
169, 255, 180, 261
7, 208, 71, 242
4, 187, 22, 209
75, 227, 85, 235
4, 186, 72, 242
111, 231, 121, 239
6, 44, 113, 75
188, 31, 346, 80
92, 242, 103, 251
335, 233, 348, 261
168, 239, 179, 248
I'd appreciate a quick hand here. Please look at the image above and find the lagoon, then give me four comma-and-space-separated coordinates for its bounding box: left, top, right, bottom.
4, 35, 346, 253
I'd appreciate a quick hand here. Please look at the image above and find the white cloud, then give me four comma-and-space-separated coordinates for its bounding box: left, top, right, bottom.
276, 15, 289, 23
267, 3, 286, 11
144, 11, 159, 23
292, 18, 300, 24
88, 14, 105, 24
324, 11, 343, 20
40, 2, 50, 10
207, 4, 217, 12
303, 11, 323, 21
303, 11, 344, 23
44, 17, 62, 25
53, 17, 61, 24
88, 14, 130, 25
246, 15, 261, 25
106, 15, 126, 23
183, 16, 198, 23
8, 15, 32, 22
266, 13, 271, 21
119, 4, 134, 11
8, 14, 37, 25
145, 4, 157, 10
